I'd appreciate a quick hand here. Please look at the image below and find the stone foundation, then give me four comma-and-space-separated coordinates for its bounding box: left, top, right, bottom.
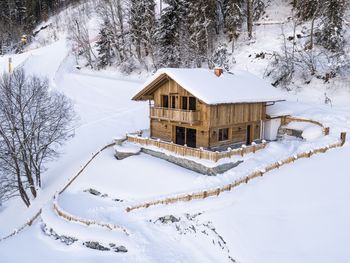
141, 148, 243, 176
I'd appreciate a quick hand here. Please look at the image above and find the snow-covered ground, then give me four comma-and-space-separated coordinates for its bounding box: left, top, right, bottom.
1, 1, 350, 262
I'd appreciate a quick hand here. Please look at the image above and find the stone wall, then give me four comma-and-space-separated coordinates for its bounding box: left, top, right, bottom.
141, 148, 243, 176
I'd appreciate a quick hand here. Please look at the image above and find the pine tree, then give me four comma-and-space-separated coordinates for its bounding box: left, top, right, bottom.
14, 0, 27, 25
295, 0, 320, 21
318, 0, 345, 52
154, 0, 187, 68
188, 0, 217, 67
211, 43, 231, 70
129, 0, 156, 62
96, 20, 115, 69
223, 0, 244, 42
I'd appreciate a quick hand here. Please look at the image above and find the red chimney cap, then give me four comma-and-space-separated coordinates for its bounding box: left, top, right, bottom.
214, 67, 223, 77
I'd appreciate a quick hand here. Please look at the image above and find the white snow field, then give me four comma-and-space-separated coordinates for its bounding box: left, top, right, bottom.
1, 2, 350, 262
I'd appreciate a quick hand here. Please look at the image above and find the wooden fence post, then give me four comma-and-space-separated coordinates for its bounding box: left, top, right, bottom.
324, 127, 330, 136
341, 132, 347, 146
203, 191, 208, 198
252, 142, 256, 153
215, 151, 219, 162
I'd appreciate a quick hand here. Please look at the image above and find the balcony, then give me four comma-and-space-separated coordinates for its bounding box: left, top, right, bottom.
150, 107, 200, 125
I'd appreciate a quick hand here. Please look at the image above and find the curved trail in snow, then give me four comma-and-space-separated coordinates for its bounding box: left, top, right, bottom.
0, 41, 146, 240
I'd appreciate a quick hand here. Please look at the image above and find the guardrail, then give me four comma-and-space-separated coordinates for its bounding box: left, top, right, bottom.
126, 132, 346, 212
127, 135, 267, 162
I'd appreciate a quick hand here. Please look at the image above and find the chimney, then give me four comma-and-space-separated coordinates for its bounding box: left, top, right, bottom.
214, 67, 223, 77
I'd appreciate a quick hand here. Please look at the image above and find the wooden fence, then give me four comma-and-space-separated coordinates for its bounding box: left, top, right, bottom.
53, 197, 129, 235
127, 135, 267, 162
52, 141, 130, 236
0, 141, 121, 243
0, 209, 42, 243
1, 121, 343, 243
126, 132, 346, 212
282, 116, 330, 135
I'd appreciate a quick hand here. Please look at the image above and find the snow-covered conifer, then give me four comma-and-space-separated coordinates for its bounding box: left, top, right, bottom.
211, 43, 231, 70
129, 0, 156, 66
318, 0, 345, 52
96, 20, 115, 69
154, 0, 187, 68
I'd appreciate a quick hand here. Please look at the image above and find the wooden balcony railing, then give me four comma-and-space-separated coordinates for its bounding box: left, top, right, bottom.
150, 107, 200, 124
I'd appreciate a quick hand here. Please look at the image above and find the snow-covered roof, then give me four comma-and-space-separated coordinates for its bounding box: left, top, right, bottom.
132, 68, 285, 104
266, 103, 291, 118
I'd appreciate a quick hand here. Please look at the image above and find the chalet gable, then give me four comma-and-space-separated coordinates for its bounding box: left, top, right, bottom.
132, 68, 284, 105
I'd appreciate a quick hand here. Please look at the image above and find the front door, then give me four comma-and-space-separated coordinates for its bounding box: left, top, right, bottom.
246, 125, 252, 145
186, 128, 196, 148
176, 126, 185, 146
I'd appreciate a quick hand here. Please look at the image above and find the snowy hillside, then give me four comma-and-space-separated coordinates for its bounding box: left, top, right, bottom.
1, 1, 350, 263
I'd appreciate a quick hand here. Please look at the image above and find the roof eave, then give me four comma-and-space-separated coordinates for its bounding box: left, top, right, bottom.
132, 73, 169, 101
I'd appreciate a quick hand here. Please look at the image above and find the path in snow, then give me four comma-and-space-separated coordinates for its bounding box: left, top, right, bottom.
0, 41, 148, 236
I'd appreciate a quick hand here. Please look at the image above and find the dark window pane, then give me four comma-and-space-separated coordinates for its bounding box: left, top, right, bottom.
189, 97, 196, 111
162, 95, 169, 108
186, 128, 196, 148
171, 96, 177, 108
182, 97, 188, 110
219, 128, 229, 141
176, 126, 185, 145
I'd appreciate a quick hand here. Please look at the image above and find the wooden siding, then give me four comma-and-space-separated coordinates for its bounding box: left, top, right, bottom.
151, 120, 172, 142
209, 103, 265, 127
209, 121, 261, 148
153, 78, 210, 128
151, 120, 210, 148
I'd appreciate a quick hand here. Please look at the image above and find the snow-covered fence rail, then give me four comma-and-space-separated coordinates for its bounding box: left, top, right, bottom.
126, 132, 346, 212
0, 209, 42, 243
127, 135, 267, 162
52, 141, 131, 235
59, 142, 116, 194
0, 142, 118, 242
53, 196, 129, 235
0, 141, 120, 243
282, 116, 330, 135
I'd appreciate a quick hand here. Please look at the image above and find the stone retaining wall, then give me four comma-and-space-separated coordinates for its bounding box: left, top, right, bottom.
142, 148, 243, 176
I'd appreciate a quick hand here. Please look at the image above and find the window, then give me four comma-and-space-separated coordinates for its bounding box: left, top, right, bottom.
171, 95, 177, 109
182, 96, 188, 110
219, 128, 229, 141
162, 95, 169, 108
189, 97, 196, 111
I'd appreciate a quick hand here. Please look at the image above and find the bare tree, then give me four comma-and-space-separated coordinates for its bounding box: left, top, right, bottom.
67, 6, 97, 68
0, 69, 74, 207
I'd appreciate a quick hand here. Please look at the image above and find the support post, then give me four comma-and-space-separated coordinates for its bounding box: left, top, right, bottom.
341, 132, 346, 146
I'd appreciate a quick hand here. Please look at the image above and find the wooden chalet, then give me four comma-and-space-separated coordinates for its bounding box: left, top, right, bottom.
132, 68, 284, 150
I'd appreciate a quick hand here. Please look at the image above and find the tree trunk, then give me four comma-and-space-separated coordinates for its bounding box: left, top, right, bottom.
247, 0, 253, 39
15, 159, 30, 207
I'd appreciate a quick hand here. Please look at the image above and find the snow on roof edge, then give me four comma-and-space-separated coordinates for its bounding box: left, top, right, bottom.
133, 68, 285, 104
